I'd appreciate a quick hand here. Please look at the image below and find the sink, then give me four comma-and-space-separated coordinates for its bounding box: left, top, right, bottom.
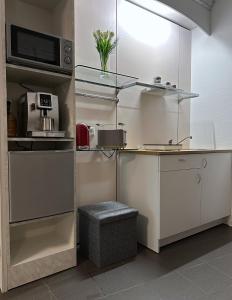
143, 144, 183, 151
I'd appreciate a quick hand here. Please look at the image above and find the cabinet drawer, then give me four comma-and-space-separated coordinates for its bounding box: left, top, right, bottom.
160, 155, 203, 171
9, 151, 74, 223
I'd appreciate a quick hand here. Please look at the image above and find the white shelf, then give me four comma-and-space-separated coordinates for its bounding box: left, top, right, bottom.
10, 213, 74, 266
11, 234, 73, 266
6, 64, 72, 88
10, 212, 73, 227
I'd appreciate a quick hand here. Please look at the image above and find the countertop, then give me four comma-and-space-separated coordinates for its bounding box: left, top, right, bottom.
120, 149, 232, 155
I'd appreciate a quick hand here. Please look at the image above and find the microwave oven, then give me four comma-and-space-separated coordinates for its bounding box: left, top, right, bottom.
6, 24, 73, 74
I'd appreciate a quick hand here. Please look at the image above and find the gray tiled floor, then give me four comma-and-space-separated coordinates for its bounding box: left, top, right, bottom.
2, 224, 232, 299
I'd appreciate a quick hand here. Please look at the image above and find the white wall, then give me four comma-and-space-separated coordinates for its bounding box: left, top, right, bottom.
75, 0, 117, 207
191, 0, 232, 149
117, 0, 191, 148
75, 0, 192, 207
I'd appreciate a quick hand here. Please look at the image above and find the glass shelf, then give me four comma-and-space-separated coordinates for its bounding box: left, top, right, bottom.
75, 65, 199, 102
136, 82, 199, 102
75, 65, 138, 90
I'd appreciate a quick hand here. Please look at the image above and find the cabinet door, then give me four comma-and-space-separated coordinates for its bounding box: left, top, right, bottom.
160, 169, 202, 239
201, 153, 231, 224
118, 153, 160, 252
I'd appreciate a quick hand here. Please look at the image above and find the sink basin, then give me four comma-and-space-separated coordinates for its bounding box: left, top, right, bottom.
143, 144, 182, 151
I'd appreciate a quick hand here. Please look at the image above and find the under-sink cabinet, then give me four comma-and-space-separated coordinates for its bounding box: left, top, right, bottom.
201, 154, 231, 224
160, 168, 202, 239
118, 152, 232, 253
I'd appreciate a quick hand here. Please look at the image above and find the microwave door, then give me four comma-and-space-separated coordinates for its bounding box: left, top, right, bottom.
7, 24, 61, 71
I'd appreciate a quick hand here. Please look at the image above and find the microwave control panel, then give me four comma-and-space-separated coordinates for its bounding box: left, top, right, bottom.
62, 40, 73, 68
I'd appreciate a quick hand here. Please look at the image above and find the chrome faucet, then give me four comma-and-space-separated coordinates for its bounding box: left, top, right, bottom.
168, 136, 192, 145
177, 136, 192, 145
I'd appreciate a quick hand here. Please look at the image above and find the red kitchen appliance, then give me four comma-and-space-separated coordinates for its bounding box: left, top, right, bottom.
76, 123, 90, 149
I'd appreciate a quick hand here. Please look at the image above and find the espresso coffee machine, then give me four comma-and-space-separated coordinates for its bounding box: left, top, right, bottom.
18, 92, 65, 137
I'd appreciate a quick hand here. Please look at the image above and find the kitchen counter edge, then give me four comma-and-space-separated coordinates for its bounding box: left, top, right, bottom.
119, 149, 232, 155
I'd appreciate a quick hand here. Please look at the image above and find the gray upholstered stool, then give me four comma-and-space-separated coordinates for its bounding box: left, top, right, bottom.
78, 201, 138, 268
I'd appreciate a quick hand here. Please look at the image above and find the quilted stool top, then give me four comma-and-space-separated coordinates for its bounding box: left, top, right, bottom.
78, 201, 138, 224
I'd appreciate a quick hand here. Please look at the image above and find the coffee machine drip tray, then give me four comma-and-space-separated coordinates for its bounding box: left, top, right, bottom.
28, 131, 66, 138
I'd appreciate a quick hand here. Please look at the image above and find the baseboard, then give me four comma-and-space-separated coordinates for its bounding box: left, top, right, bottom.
159, 218, 228, 247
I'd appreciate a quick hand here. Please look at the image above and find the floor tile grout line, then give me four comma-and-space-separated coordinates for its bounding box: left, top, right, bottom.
200, 249, 232, 264
87, 259, 151, 298
174, 270, 208, 296
91, 275, 107, 298
93, 266, 206, 299
89, 262, 181, 299
91, 258, 222, 300
42, 281, 59, 300
177, 261, 232, 296
177, 260, 205, 271
204, 260, 232, 280
94, 281, 147, 299
87, 265, 110, 297
95, 269, 207, 300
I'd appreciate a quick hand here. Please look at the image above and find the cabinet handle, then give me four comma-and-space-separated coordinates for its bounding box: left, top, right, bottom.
202, 158, 207, 168
195, 174, 202, 184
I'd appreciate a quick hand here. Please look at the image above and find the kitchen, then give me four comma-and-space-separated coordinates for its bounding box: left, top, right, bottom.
1, 0, 232, 299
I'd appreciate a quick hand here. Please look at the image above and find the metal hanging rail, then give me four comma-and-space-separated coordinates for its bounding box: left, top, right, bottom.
75, 92, 118, 102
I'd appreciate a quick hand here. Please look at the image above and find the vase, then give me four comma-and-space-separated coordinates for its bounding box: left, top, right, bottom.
99, 53, 109, 73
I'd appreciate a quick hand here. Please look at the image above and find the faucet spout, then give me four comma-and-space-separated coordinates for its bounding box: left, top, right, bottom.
177, 136, 192, 145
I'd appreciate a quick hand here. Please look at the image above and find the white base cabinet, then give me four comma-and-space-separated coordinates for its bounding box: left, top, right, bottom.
160, 169, 202, 239
118, 152, 232, 253
118, 154, 160, 252
201, 154, 231, 224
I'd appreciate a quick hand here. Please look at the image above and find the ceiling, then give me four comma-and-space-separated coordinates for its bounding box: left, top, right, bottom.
193, 0, 216, 10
